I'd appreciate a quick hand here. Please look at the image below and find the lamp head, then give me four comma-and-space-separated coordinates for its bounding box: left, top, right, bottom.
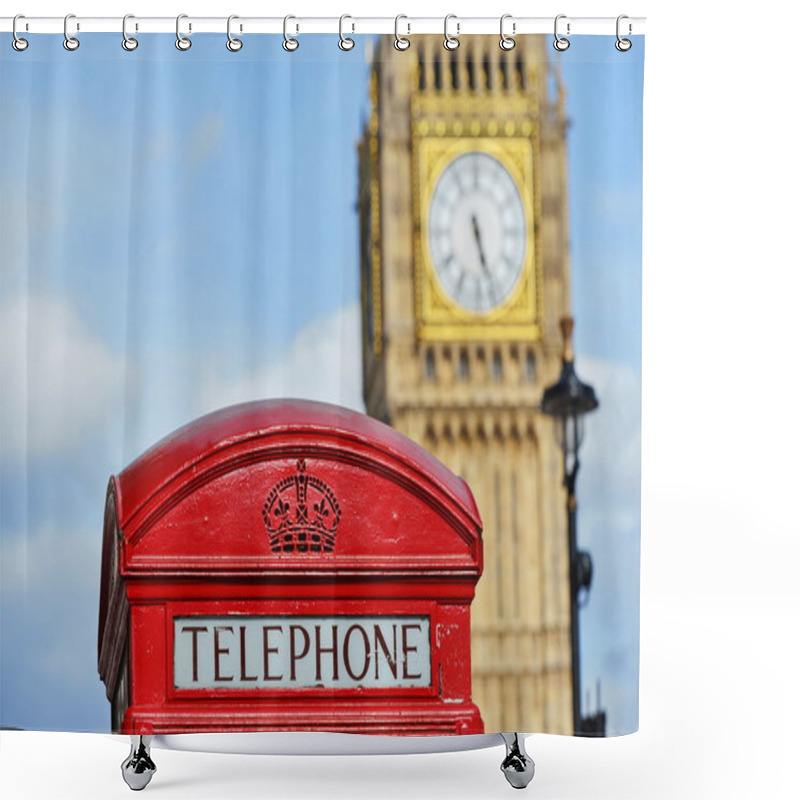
541, 317, 599, 421
540, 316, 600, 459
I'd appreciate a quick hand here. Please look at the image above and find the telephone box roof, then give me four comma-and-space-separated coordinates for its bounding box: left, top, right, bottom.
114, 399, 480, 531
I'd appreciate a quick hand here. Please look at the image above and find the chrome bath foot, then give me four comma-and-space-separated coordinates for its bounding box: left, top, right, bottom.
500, 733, 535, 790
121, 735, 156, 791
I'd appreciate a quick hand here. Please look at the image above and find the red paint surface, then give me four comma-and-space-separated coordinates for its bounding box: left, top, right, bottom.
98, 400, 484, 736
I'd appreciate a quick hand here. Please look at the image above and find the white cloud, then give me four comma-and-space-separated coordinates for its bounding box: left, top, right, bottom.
0, 518, 99, 597
0, 294, 126, 461
578, 355, 642, 494
194, 301, 365, 418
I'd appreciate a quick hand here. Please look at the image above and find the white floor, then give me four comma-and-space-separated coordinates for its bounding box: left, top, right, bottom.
3, 593, 797, 799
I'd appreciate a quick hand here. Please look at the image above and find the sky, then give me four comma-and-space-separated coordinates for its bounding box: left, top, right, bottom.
0, 33, 643, 735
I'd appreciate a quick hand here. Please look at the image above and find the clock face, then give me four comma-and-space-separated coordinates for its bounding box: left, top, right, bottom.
427, 152, 526, 313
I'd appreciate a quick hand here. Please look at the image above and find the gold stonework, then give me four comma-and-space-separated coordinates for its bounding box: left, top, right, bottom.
414, 135, 541, 342
359, 35, 574, 734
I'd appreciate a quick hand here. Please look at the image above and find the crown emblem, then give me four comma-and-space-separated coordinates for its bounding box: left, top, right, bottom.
262, 459, 341, 553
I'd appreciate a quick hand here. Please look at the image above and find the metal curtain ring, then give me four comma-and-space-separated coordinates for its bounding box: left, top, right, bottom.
443, 14, 460, 51
553, 14, 570, 51
339, 14, 355, 51
499, 14, 515, 51
394, 14, 410, 51
122, 15, 138, 51
616, 14, 632, 51
176, 14, 191, 50
227, 15, 243, 51
63, 13, 79, 51
12, 14, 28, 51
283, 15, 299, 51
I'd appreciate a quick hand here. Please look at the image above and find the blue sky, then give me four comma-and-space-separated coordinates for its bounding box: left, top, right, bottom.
0, 33, 643, 734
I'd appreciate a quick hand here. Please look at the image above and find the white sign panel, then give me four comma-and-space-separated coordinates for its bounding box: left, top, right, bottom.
174, 615, 431, 689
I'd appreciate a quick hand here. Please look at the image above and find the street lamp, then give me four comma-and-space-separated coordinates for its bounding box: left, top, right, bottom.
540, 316, 600, 736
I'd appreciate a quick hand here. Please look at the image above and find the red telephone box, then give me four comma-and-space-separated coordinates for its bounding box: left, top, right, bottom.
98, 399, 484, 737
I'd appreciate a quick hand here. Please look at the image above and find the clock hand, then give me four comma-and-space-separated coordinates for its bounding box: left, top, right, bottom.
470, 214, 497, 306
470, 214, 490, 276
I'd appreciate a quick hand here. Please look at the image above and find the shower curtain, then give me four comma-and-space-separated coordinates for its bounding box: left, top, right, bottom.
0, 29, 643, 739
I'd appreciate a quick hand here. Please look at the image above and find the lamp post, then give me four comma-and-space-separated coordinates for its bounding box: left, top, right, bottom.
540, 316, 600, 736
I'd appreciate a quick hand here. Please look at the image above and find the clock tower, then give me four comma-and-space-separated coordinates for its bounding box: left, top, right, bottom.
359, 35, 573, 733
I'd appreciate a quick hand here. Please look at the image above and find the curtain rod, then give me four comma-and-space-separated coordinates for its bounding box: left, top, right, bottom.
1, 16, 645, 36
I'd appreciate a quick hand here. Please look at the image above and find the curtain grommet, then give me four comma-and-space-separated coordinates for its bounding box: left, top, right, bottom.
226, 15, 243, 52
500, 14, 516, 51
443, 14, 460, 51
175, 14, 192, 51
339, 14, 355, 51
394, 15, 411, 51
63, 13, 80, 51
122, 14, 139, 51
12, 15, 29, 51
554, 15, 570, 51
